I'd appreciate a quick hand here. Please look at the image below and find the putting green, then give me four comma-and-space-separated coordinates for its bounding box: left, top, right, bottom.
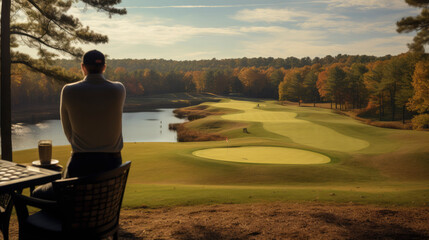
208, 100, 369, 152
193, 147, 331, 164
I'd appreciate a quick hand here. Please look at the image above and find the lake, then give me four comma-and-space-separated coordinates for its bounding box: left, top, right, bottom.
9, 109, 185, 151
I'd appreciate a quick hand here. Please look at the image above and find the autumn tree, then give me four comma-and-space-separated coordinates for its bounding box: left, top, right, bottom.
326, 65, 347, 110
279, 67, 310, 105
316, 68, 331, 107
190, 71, 205, 93
408, 60, 429, 113
142, 69, 162, 94
268, 68, 285, 99
397, 0, 429, 52
1, 0, 126, 160
183, 72, 196, 92
304, 64, 321, 107
381, 54, 416, 121
364, 61, 387, 120
238, 67, 269, 97
347, 63, 368, 109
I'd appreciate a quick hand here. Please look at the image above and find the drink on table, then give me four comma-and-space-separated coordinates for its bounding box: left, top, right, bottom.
38, 140, 52, 165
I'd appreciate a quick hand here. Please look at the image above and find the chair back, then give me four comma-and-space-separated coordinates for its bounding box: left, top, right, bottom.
52, 161, 131, 237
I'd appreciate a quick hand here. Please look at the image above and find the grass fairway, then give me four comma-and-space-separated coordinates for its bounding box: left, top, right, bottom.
208, 100, 369, 152
193, 147, 331, 164
12, 98, 429, 208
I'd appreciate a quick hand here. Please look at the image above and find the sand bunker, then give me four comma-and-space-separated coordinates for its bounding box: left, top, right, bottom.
193, 146, 331, 165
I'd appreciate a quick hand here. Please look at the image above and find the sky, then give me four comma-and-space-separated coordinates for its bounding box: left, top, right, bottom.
55, 0, 420, 60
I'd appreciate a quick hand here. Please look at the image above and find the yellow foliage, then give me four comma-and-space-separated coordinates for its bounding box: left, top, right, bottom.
408, 61, 429, 113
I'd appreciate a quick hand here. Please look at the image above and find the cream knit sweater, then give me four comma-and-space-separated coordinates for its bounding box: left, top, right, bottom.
60, 74, 126, 153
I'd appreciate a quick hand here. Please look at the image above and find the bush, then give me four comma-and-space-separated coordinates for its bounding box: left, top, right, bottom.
411, 114, 429, 130
169, 123, 224, 142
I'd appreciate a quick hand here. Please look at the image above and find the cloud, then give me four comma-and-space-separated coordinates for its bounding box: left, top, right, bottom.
239, 34, 412, 58
20, 4, 413, 60
125, 4, 280, 9
316, 0, 409, 10
233, 7, 395, 34
69, 7, 240, 46
240, 26, 326, 41
299, 16, 396, 34
180, 51, 219, 59
233, 8, 309, 22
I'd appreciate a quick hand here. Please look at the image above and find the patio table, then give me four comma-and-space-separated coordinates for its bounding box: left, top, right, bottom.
0, 159, 61, 239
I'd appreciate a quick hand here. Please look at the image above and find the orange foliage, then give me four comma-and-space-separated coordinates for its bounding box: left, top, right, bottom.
408, 60, 429, 113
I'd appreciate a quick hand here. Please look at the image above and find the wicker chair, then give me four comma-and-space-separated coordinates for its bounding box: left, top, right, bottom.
0, 193, 13, 240
13, 161, 131, 240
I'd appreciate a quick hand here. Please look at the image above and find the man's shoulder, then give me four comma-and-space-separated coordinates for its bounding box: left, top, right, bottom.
62, 76, 125, 94
107, 80, 125, 88
62, 80, 84, 92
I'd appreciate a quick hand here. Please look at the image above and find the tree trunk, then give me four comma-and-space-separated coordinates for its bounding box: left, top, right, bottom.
402, 105, 405, 124
1, 0, 13, 161
390, 83, 396, 121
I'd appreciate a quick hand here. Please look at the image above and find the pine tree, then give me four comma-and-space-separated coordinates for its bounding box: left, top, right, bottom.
1, 0, 126, 160
397, 0, 429, 52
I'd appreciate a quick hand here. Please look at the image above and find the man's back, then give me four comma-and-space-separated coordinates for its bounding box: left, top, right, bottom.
61, 74, 126, 153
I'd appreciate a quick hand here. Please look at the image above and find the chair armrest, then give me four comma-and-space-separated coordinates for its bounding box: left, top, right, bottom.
13, 192, 57, 210
12, 192, 59, 226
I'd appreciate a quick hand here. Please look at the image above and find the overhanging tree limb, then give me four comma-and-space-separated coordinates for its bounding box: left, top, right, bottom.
11, 30, 81, 56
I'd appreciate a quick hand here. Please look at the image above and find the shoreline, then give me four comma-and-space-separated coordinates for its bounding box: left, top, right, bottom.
12, 96, 419, 132
11, 93, 220, 124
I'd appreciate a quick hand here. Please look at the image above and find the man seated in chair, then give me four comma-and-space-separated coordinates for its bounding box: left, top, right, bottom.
33, 50, 126, 199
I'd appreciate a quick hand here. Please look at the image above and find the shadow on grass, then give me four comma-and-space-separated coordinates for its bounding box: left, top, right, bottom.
311, 212, 428, 240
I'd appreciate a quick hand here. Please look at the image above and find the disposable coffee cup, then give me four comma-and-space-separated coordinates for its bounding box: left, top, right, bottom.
38, 140, 52, 165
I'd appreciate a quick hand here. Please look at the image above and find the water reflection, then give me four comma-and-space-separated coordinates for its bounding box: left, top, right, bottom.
7, 109, 185, 151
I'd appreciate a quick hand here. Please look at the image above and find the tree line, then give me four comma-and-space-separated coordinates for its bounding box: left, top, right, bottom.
10, 53, 429, 129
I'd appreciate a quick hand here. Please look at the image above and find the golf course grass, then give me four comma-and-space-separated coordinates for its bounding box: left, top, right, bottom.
208, 100, 370, 152
193, 147, 331, 164
12, 98, 429, 208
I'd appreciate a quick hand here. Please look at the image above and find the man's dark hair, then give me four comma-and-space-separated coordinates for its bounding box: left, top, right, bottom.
82, 50, 105, 74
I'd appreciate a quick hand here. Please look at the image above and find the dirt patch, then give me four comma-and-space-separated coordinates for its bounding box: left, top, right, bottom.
6, 202, 429, 239
117, 202, 429, 240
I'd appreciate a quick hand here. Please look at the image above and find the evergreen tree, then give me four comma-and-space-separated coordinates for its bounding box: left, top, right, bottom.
326, 65, 347, 110
397, 0, 429, 52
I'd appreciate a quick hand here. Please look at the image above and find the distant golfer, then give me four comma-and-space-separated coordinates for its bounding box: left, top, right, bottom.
33, 50, 126, 199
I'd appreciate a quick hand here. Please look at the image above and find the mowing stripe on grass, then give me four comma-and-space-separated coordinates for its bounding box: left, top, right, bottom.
210, 100, 369, 152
